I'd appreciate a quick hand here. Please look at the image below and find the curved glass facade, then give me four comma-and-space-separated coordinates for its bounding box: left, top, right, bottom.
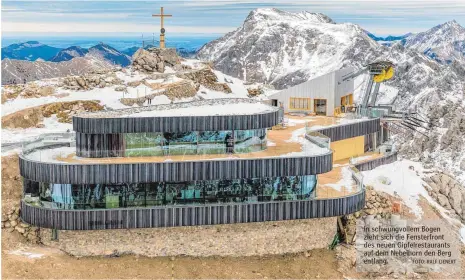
78, 129, 267, 157
23, 175, 317, 210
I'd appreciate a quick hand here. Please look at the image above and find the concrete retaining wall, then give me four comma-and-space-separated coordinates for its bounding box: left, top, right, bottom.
39, 217, 337, 257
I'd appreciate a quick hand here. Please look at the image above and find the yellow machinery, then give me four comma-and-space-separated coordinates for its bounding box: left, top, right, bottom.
373, 65, 394, 83
342, 61, 395, 108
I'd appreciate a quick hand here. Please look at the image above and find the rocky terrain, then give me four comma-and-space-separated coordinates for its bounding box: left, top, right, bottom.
2, 206, 41, 244
403, 20, 465, 64
1, 57, 116, 85
1, 42, 132, 85
131, 47, 186, 73
50, 46, 88, 62
61, 70, 124, 90
424, 172, 465, 222
197, 8, 380, 89
2, 100, 103, 128
1, 83, 55, 103
176, 68, 232, 93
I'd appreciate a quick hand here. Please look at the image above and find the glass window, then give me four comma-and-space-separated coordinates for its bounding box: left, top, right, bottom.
23, 178, 39, 197
290, 97, 311, 110
198, 131, 231, 154
164, 132, 197, 155
24, 175, 317, 210
91, 129, 268, 158
125, 133, 165, 157
234, 129, 266, 153
125, 183, 146, 207
145, 182, 165, 206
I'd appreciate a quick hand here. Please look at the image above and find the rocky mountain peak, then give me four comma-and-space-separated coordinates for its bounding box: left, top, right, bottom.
403, 19, 465, 63
21, 41, 43, 48
197, 8, 377, 89
87, 43, 131, 67
51, 46, 88, 62
431, 19, 465, 37
442, 19, 461, 28
245, 8, 335, 25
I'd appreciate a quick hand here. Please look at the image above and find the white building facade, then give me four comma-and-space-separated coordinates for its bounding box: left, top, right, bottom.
267, 67, 355, 116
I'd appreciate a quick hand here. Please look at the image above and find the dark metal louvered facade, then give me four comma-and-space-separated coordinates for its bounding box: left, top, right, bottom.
73, 110, 282, 134
353, 152, 398, 171
20, 191, 365, 230
313, 118, 381, 142
19, 152, 333, 184
19, 100, 394, 230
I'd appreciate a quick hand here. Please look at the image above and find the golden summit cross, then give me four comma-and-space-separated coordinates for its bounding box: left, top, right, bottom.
152, 7, 172, 49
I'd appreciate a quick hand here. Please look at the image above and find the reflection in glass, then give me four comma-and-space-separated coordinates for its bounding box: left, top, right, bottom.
82, 129, 269, 158
23, 175, 317, 210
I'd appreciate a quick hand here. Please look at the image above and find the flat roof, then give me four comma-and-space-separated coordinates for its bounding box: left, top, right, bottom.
77, 98, 278, 119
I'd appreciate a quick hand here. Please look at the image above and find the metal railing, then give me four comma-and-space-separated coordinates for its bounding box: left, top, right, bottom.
305, 131, 331, 149
21, 138, 286, 162
348, 164, 364, 190
21, 132, 75, 155
349, 107, 389, 119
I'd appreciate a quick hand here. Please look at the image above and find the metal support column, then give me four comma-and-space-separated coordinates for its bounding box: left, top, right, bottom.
51, 229, 59, 241
380, 124, 384, 144
372, 132, 377, 151
362, 76, 374, 108
369, 83, 381, 106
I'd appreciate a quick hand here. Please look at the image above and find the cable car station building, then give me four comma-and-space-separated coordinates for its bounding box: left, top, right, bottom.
268, 68, 355, 117
19, 98, 380, 231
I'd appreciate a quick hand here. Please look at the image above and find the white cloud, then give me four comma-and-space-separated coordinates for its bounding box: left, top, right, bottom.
1, 21, 236, 34
2, 0, 464, 36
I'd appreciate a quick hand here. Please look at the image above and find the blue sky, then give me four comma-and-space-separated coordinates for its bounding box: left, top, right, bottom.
2, 0, 465, 37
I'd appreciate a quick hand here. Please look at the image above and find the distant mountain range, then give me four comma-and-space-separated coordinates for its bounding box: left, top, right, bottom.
1, 41, 199, 65
365, 32, 412, 46
1, 41, 62, 61
2, 42, 131, 67
366, 20, 465, 63
402, 20, 465, 64
51, 46, 88, 62
1, 41, 200, 84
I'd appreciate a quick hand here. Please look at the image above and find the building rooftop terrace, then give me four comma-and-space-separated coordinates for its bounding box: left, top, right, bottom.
76, 98, 279, 119
24, 116, 328, 164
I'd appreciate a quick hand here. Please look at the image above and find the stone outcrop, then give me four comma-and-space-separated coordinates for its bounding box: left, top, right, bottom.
119, 81, 198, 106
2, 206, 41, 244
247, 87, 264, 97
176, 69, 231, 93
163, 81, 199, 100
423, 173, 465, 221
132, 48, 165, 73
342, 186, 393, 243
132, 48, 187, 73
2, 83, 55, 103
2, 100, 104, 128
62, 72, 123, 90
41, 101, 104, 123
146, 48, 181, 67
1, 106, 44, 129
1, 57, 116, 85
23, 84, 55, 98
